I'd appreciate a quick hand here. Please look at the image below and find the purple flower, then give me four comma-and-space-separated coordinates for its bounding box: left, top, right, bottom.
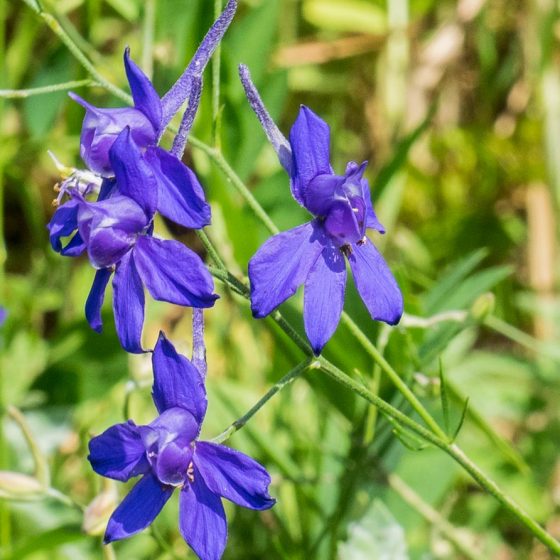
88, 333, 275, 559
48, 128, 217, 353
240, 65, 403, 354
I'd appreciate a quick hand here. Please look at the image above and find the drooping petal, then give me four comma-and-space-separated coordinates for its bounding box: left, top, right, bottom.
179, 467, 227, 560
88, 420, 149, 482
85, 268, 112, 333
303, 246, 347, 354
144, 147, 211, 229
361, 178, 385, 233
109, 128, 158, 217
60, 232, 86, 256
195, 442, 275, 511
289, 106, 333, 206
124, 48, 162, 134
304, 173, 345, 217
104, 473, 173, 543
248, 221, 325, 318
133, 236, 218, 308
112, 252, 145, 353
238, 64, 293, 177
152, 332, 207, 423
160, 0, 237, 129
69, 93, 156, 177
323, 200, 362, 246
348, 239, 403, 325
47, 198, 80, 253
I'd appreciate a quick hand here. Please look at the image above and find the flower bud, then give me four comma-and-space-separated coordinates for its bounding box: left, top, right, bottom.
0, 471, 44, 500
82, 484, 118, 536
469, 293, 495, 322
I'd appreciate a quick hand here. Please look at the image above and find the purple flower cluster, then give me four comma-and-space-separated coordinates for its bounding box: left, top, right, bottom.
46, 2, 403, 558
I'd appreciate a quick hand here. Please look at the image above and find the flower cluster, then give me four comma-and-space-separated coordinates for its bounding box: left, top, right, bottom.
46, 1, 403, 558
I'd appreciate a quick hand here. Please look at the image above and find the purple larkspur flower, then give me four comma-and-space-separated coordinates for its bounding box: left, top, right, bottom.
47, 128, 217, 353
240, 65, 403, 354
67, 0, 236, 228
88, 333, 275, 559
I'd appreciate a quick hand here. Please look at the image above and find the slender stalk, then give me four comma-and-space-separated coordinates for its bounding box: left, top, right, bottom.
317, 358, 560, 555
212, 360, 312, 444
141, 0, 156, 79
387, 473, 483, 560
212, 0, 222, 145
0, 79, 94, 98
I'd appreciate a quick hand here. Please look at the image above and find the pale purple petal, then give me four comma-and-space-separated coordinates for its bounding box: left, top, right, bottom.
195, 442, 275, 511
104, 474, 173, 543
238, 64, 293, 177
324, 200, 362, 246
154, 441, 192, 487
348, 240, 403, 325
109, 127, 158, 217
303, 246, 347, 354
145, 407, 200, 445
152, 332, 207, 423
124, 47, 162, 133
112, 251, 145, 353
85, 268, 112, 333
304, 174, 344, 217
179, 467, 227, 560
249, 221, 325, 318
88, 420, 149, 482
133, 236, 218, 308
161, 0, 237, 129
289, 106, 333, 206
144, 147, 211, 229
69, 93, 156, 177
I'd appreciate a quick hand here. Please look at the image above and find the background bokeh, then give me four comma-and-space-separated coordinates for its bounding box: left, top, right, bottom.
2, 0, 560, 558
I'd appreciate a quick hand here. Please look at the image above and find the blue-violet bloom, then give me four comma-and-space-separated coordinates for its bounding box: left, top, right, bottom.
240, 65, 403, 354
88, 332, 275, 560
47, 128, 218, 353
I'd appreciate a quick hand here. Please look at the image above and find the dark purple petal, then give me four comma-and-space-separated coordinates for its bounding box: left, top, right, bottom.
361, 178, 385, 233
69, 93, 156, 177
289, 106, 332, 206
85, 268, 112, 333
104, 474, 173, 543
47, 198, 80, 253
60, 232, 86, 256
154, 441, 192, 487
112, 251, 145, 353
145, 147, 211, 229
124, 48, 162, 134
249, 221, 325, 318
195, 442, 275, 511
179, 467, 227, 560
152, 332, 207, 423
88, 420, 149, 482
324, 200, 363, 246
133, 236, 218, 308
238, 64, 293, 177
110, 128, 158, 216
304, 173, 344, 217
348, 240, 403, 325
303, 246, 347, 354
161, 0, 237, 128
98, 178, 118, 201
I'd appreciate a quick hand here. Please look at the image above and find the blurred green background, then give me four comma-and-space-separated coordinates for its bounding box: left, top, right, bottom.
2, 0, 560, 558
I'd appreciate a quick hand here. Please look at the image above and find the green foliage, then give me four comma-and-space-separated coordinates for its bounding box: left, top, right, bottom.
2, 0, 560, 559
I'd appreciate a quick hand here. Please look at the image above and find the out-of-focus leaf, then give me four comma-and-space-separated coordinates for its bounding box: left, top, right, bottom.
337, 500, 409, 560
303, 0, 386, 34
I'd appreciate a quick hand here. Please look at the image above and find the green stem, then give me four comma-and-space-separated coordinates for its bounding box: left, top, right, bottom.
212, 360, 312, 444
212, 0, 222, 145
317, 358, 560, 555
0, 79, 94, 98
141, 0, 156, 79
